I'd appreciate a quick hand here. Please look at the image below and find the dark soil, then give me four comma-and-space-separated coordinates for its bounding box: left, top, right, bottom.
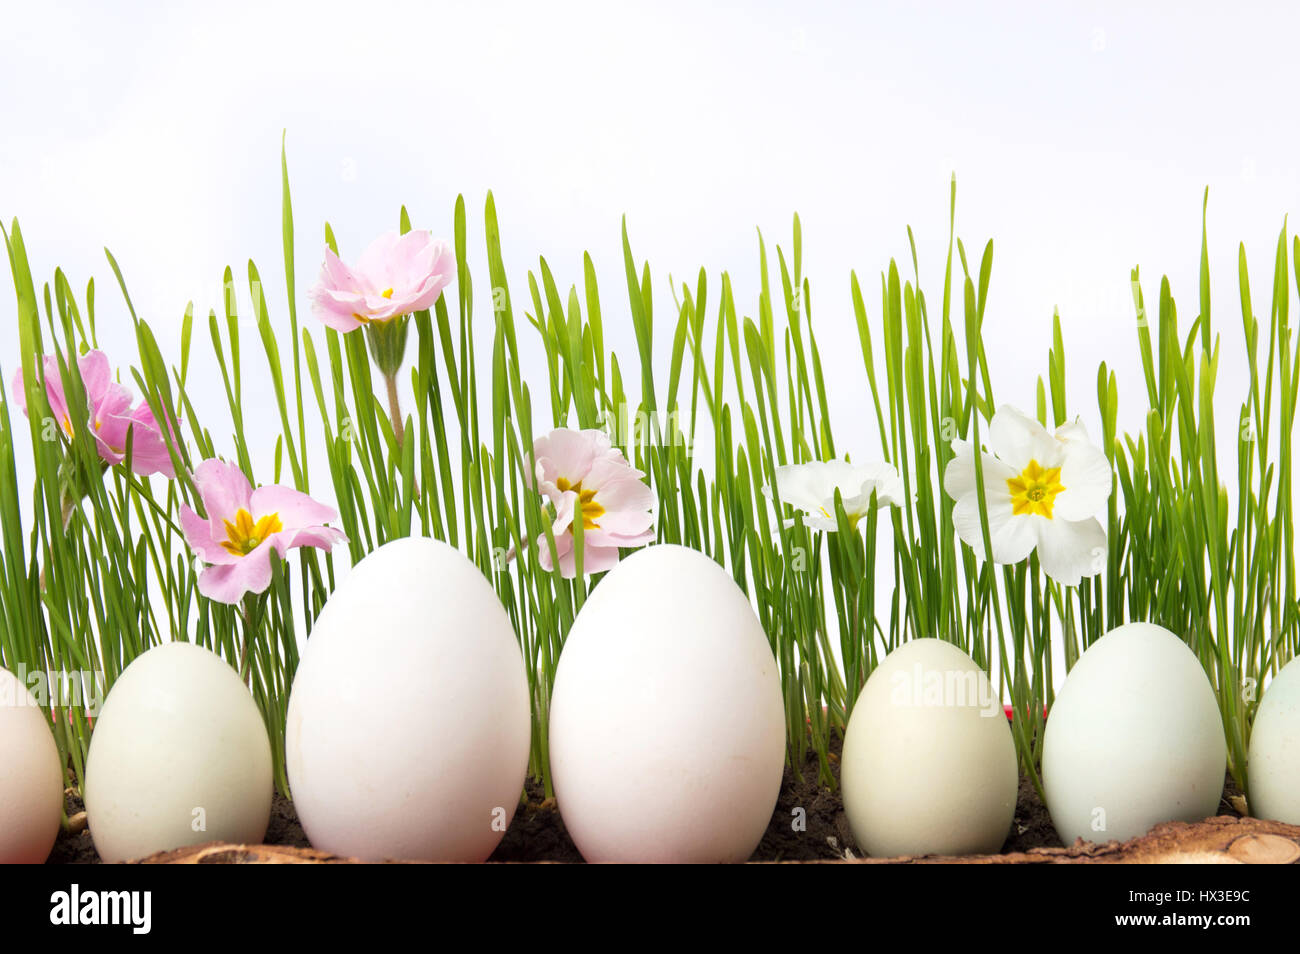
265, 788, 312, 850
754, 736, 859, 860
47, 743, 1248, 863
1002, 773, 1060, 854
46, 789, 97, 865
488, 782, 582, 863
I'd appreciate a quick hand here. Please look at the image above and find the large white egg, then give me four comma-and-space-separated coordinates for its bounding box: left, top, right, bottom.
841, 638, 1017, 856
1247, 655, 1300, 824
84, 642, 272, 862
548, 544, 785, 862
286, 536, 531, 862
1043, 622, 1225, 844
0, 667, 64, 863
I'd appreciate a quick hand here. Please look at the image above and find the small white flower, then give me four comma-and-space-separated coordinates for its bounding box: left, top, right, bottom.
764, 459, 904, 532
943, 405, 1112, 586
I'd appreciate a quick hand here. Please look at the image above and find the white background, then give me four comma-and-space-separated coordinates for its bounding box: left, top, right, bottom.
2, 0, 1298, 589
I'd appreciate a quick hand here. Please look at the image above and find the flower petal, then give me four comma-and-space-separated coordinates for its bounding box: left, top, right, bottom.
584, 518, 656, 545
197, 549, 274, 604
77, 351, 113, 405
38, 354, 70, 425
191, 459, 253, 534
180, 504, 238, 565
943, 447, 1017, 502
9, 367, 30, 417
353, 231, 408, 289
308, 282, 367, 333
277, 526, 348, 552
589, 508, 654, 537
550, 493, 577, 536
250, 484, 339, 530
533, 428, 614, 489
588, 464, 655, 512
952, 492, 1037, 565
1034, 517, 1107, 586
1054, 418, 1092, 443
320, 245, 362, 290
574, 544, 623, 575
842, 461, 906, 511
537, 529, 574, 575
765, 461, 838, 513
989, 405, 1064, 469
124, 401, 178, 478
1053, 439, 1113, 521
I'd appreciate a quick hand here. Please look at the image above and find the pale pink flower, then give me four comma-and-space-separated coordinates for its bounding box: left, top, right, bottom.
525, 428, 655, 577
307, 230, 455, 333
180, 459, 347, 604
11, 350, 178, 478
92, 399, 178, 478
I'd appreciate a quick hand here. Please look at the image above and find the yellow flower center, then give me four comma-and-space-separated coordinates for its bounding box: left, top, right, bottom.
1006, 460, 1065, 519
380, 287, 394, 299
220, 508, 284, 557
555, 476, 605, 530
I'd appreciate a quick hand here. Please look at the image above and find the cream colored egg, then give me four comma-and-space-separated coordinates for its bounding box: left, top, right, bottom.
842, 638, 1017, 857
1247, 655, 1300, 824
84, 642, 272, 862
1043, 622, 1225, 844
285, 536, 531, 862
0, 667, 64, 863
548, 544, 786, 862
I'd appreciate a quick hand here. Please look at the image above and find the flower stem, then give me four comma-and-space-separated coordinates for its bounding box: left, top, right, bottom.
239, 598, 255, 688
385, 373, 405, 446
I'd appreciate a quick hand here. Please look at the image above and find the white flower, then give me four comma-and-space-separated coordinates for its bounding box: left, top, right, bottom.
764, 459, 904, 532
942, 405, 1112, 586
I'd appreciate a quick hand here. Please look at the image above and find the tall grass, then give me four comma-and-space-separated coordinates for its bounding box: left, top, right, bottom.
2, 150, 1295, 813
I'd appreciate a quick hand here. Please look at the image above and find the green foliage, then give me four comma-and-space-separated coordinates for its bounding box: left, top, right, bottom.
2, 156, 1296, 815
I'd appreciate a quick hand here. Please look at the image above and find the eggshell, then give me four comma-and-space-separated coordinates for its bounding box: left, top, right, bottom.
1043, 622, 1226, 844
0, 667, 64, 863
548, 544, 785, 862
841, 638, 1017, 857
285, 536, 530, 862
84, 642, 272, 862
1247, 655, 1300, 824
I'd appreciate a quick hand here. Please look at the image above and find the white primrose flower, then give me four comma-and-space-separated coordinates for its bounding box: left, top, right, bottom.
764, 459, 904, 532
943, 404, 1112, 586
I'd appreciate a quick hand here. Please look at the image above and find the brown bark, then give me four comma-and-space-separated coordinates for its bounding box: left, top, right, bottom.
132, 814, 1300, 864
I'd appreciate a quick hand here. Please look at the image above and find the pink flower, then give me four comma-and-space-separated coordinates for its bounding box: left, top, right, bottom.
11, 350, 178, 478
180, 459, 347, 604
92, 399, 178, 478
307, 230, 455, 333
526, 428, 655, 577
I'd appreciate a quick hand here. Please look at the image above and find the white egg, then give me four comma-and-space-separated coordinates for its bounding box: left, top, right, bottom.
548, 544, 786, 863
841, 638, 1017, 857
0, 667, 64, 863
84, 642, 272, 862
1043, 622, 1225, 844
286, 536, 531, 862
1247, 655, 1300, 824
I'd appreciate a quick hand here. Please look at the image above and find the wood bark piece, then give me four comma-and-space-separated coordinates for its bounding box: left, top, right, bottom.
845, 815, 1300, 864
134, 814, 1300, 864
133, 843, 409, 864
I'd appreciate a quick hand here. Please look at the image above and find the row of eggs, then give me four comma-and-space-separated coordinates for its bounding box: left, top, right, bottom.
2, 538, 1299, 862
